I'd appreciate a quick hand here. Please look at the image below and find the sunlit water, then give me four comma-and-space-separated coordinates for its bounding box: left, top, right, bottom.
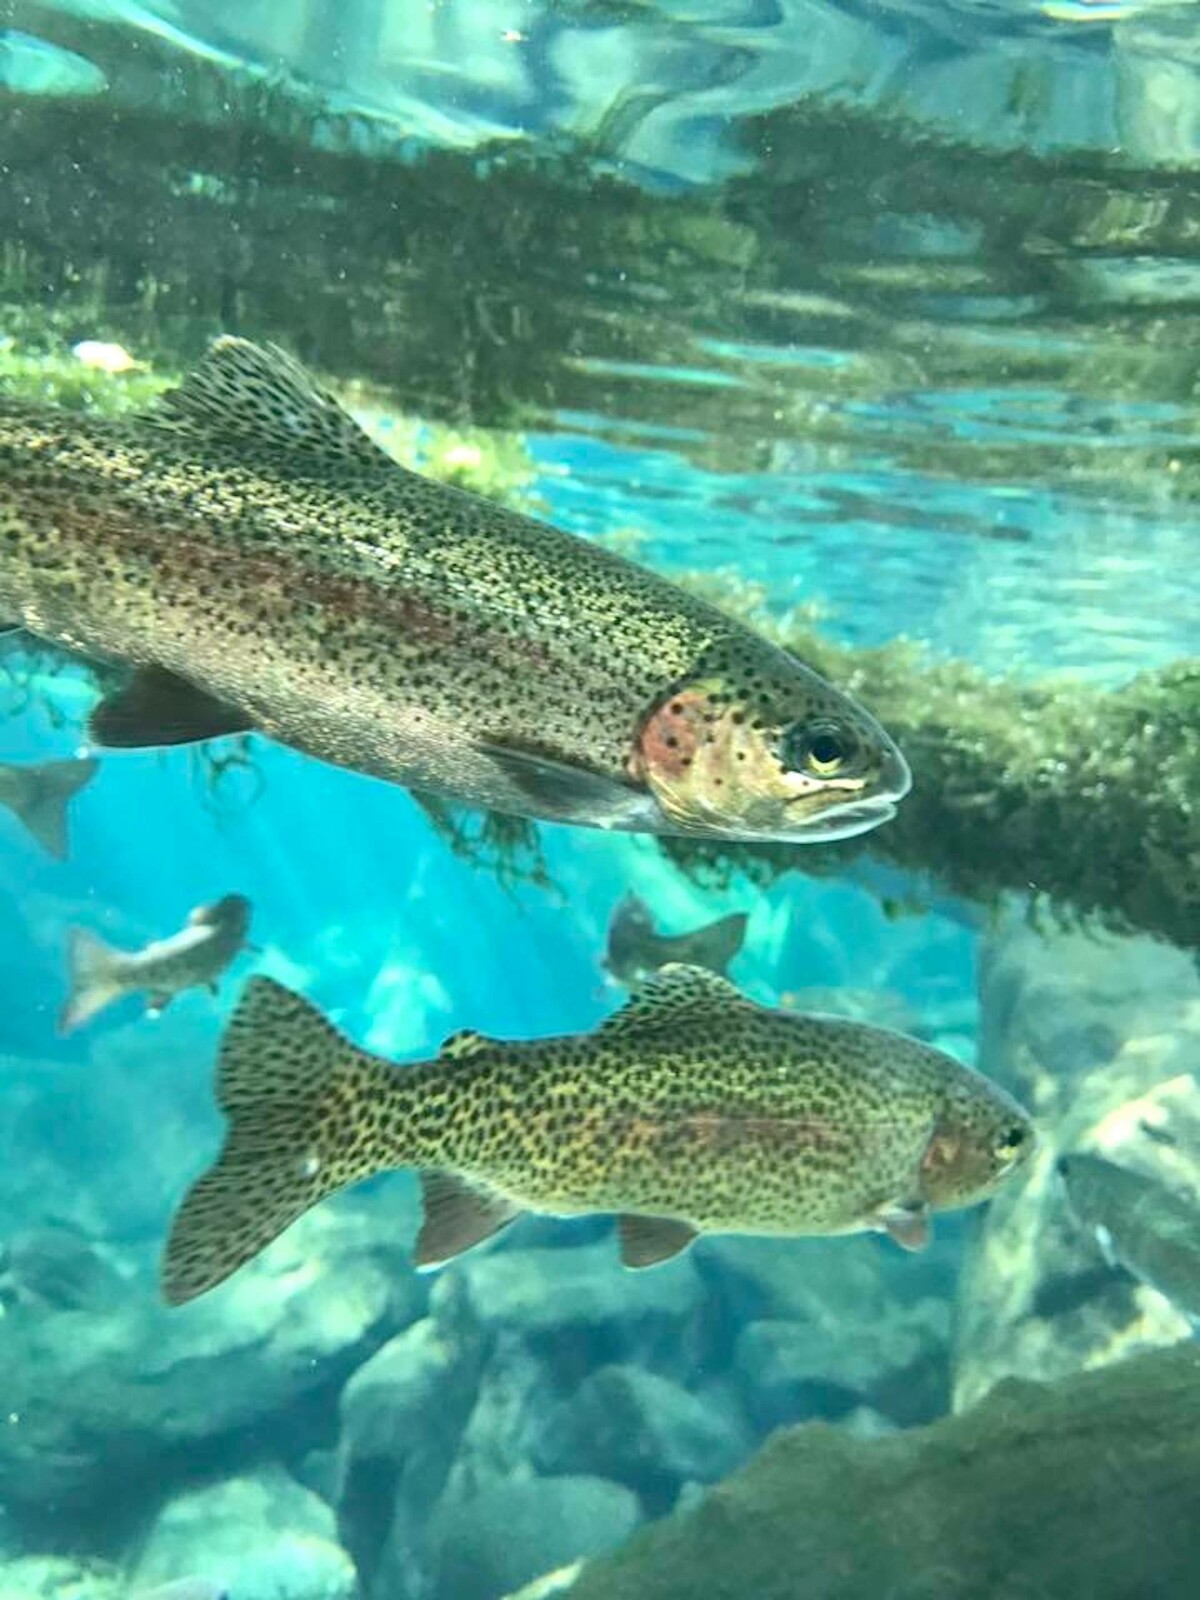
1, 1, 1199, 1597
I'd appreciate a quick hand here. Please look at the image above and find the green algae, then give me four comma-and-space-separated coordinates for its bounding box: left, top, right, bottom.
413, 795, 560, 898
0, 310, 539, 510
10, 32, 1200, 500
665, 576, 1200, 953
567, 1340, 1200, 1600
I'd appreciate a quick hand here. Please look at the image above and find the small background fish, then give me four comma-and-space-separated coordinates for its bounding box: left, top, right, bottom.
59, 893, 253, 1033
0, 755, 98, 860
1058, 1150, 1200, 1325
602, 892, 749, 986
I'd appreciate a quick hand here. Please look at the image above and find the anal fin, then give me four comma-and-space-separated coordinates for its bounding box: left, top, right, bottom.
88, 666, 253, 749
618, 1213, 698, 1269
414, 1170, 522, 1270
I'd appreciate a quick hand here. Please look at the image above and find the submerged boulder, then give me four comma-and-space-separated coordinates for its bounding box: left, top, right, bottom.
0, 1557, 120, 1600
336, 1314, 481, 1585
0, 1200, 416, 1517
431, 1240, 709, 1374
954, 919, 1200, 1409
428, 1475, 640, 1600
530, 1365, 751, 1507
567, 1341, 1200, 1600
733, 1299, 948, 1430
129, 1464, 356, 1600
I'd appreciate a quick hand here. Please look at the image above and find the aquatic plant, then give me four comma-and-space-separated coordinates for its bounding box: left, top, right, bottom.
0, 310, 539, 509
565, 1339, 1200, 1600
413, 794, 558, 897
8, 28, 1200, 497
666, 578, 1200, 954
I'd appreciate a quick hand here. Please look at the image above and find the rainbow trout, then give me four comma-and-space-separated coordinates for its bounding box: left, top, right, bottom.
603, 892, 749, 985
1058, 1151, 1200, 1324
0, 339, 909, 843
163, 964, 1034, 1304
59, 893, 253, 1033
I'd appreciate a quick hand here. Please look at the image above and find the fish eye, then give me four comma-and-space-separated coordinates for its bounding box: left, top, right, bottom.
996, 1124, 1028, 1162
780, 720, 854, 778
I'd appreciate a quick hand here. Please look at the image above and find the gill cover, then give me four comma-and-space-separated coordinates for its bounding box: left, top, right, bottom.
631, 647, 910, 843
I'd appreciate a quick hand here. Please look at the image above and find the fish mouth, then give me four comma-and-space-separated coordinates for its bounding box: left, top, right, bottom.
784, 795, 898, 843
783, 741, 911, 842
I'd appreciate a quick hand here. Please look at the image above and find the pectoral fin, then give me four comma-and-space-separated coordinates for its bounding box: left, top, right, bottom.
88, 666, 253, 749
618, 1213, 698, 1268
476, 743, 659, 830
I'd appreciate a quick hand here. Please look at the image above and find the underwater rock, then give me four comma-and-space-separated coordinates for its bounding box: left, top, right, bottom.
567, 1342, 1200, 1600
696, 1231, 955, 1413
372, 1331, 580, 1599
698, 1230, 952, 1328
0, 1204, 412, 1514
431, 1241, 710, 1374
733, 1298, 949, 1430
0, 1222, 125, 1314
428, 1476, 640, 1600
529, 1365, 752, 1509
336, 1315, 482, 1589
954, 918, 1200, 1409
438, 1330, 548, 1505
0, 1557, 119, 1600
130, 1464, 356, 1600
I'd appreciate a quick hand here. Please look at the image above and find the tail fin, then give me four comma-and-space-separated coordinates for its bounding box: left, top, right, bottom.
698, 911, 749, 974
59, 926, 128, 1034
162, 977, 410, 1306
2, 757, 98, 861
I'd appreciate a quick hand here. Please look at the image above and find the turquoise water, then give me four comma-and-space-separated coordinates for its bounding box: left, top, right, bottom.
2, 2, 1200, 1598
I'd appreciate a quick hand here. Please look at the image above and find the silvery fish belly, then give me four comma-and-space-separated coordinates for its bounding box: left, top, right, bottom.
161, 964, 1034, 1304
0, 338, 909, 843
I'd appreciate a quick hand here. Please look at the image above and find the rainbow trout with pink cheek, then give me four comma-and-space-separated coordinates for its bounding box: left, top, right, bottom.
0, 339, 909, 843
161, 964, 1034, 1305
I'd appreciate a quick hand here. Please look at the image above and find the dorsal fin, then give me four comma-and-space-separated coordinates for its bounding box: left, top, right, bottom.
599, 963, 747, 1038
153, 337, 392, 470
438, 1028, 495, 1061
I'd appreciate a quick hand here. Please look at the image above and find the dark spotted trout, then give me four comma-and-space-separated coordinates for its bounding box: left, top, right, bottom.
0, 339, 909, 842
163, 964, 1033, 1303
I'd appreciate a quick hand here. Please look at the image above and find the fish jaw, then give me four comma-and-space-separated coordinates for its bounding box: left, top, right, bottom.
629, 672, 911, 845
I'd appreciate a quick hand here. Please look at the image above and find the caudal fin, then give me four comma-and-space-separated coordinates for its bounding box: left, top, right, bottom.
2, 757, 99, 861
162, 977, 409, 1306
59, 926, 128, 1034
696, 911, 750, 974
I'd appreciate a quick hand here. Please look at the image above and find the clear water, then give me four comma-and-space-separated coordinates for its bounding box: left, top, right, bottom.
1, 2, 1198, 1597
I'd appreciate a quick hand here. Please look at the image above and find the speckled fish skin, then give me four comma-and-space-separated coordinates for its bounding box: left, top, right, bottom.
162, 964, 1034, 1304
0, 338, 909, 843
